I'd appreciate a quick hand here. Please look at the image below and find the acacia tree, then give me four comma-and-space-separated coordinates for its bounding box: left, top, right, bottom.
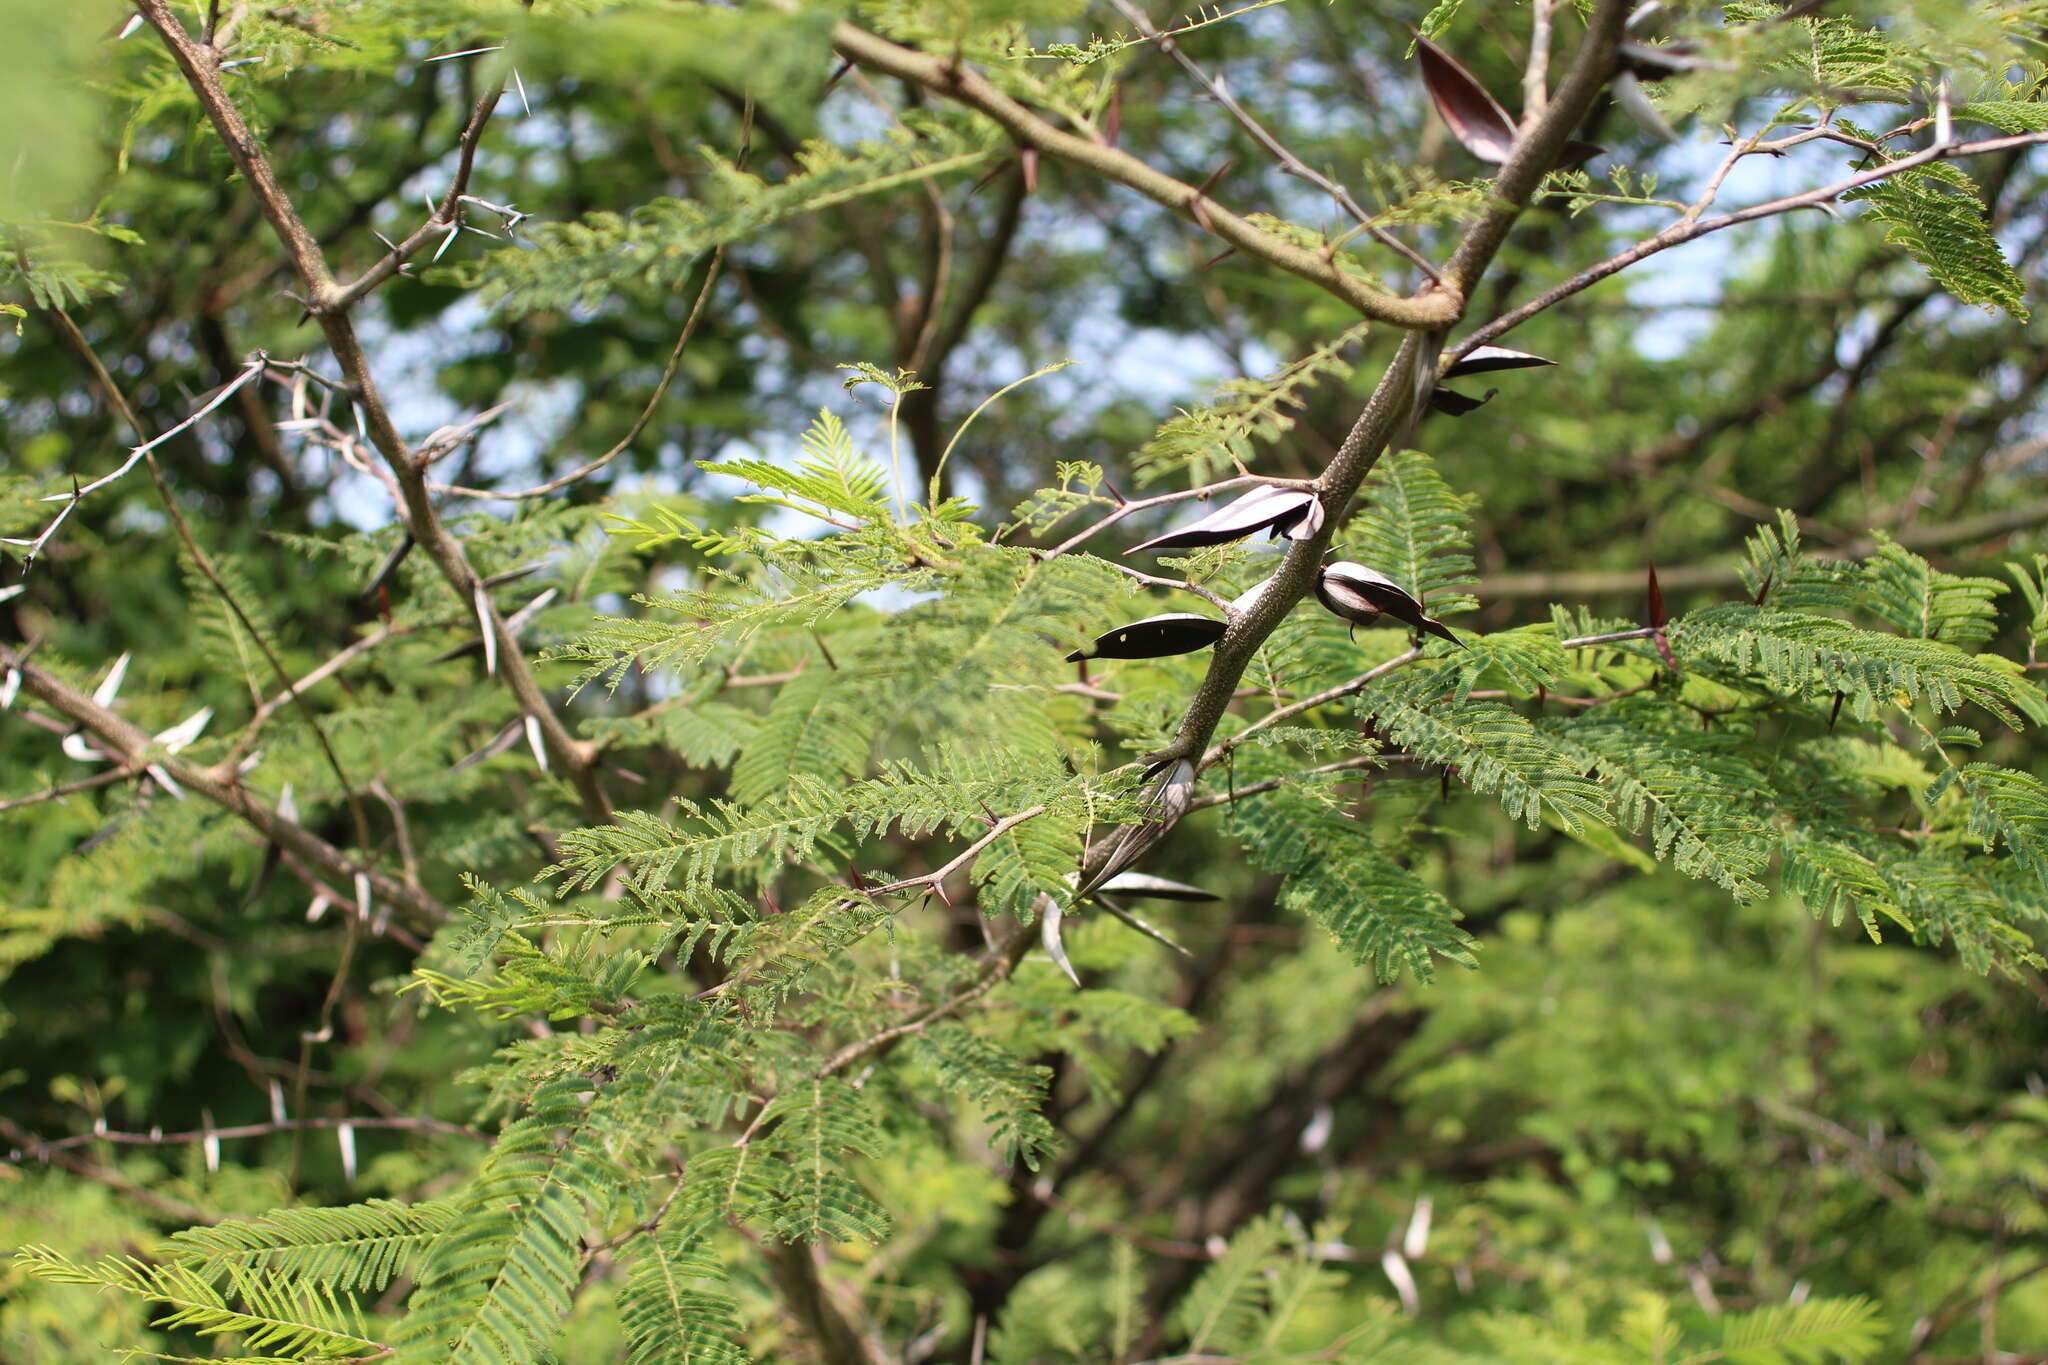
5, 1, 2048, 1361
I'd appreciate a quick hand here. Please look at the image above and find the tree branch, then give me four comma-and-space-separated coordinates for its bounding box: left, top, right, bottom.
1454, 128, 2048, 359
0, 645, 446, 929
133, 0, 613, 823
827, 21, 1461, 330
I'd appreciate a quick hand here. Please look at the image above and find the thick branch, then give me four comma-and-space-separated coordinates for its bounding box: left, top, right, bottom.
1155, 0, 1633, 766
827, 22, 1460, 330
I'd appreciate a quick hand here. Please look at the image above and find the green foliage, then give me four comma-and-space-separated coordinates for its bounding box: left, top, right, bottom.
616, 1223, 748, 1365
1341, 449, 1481, 616
10, 3, 2048, 1364
455, 111, 1001, 312
18, 1245, 385, 1359
1842, 138, 2030, 319
1133, 323, 1371, 486
1226, 773, 1478, 983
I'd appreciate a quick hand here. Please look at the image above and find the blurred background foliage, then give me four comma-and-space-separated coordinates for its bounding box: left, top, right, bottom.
3, 0, 2047, 1361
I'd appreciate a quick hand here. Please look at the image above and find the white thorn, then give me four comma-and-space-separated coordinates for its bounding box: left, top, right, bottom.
524, 713, 548, 772
475, 582, 498, 677
1038, 894, 1080, 987
1380, 1249, 1420, 1314
337, 1123, 357, 1182
91, 652, 131, 707
154, 706, 213, 753
269, 1079, 287, 1124
1403, 1195, 1434, 1259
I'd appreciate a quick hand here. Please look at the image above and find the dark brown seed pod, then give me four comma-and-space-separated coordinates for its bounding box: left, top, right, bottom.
1427, 386, 1497, 417
1416, 34, 1518, 164
1127, 485, 1325, 555
1316, 561, 1466, 649
1066, 613, 1227, 662
1443, 345, 1556, 379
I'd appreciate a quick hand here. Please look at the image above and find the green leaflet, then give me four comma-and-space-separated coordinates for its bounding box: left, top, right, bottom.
1225, 778, 1478, 983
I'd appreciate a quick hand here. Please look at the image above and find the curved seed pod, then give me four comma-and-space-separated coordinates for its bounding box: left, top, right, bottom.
1281, 490, 1326, 541
1126, 485, 1323, 554
1317, 561, 1467, 649
1066, 613, 1227, 662
1427, 386, 1496, 417
1094, 872, 1219, 902
1416, 35, 1517, 163
1078, 758, 1197, 896
1443, 345, 1556, 379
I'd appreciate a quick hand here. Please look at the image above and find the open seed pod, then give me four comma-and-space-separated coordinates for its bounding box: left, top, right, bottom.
1127, 485, 1324, 555
1077, 757, 1198, 896
1066, 613, 1227, 662
1417, 34, 1517, 163
1444, 346, 1555, 379
1316, 561, 1466, 649
1416, 33, 1602, 167
1430, 346, 1556, 417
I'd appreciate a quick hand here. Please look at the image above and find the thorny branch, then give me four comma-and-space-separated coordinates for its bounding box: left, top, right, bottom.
0, 644, 446, 930
133, 0, 614, 823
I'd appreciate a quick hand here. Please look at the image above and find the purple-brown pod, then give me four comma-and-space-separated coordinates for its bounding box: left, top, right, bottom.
1127, 485, 1324, 555
1066, 613, 1228, 661
1430, 346, 1555, 417
1416, 34, 1518, 164
1316, 561, 1466, 649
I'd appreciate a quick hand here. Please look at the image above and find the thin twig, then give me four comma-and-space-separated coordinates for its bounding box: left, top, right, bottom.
433, 248, 725, 499
1454, 129, 2048, 358
1106, 0, 1442, 284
